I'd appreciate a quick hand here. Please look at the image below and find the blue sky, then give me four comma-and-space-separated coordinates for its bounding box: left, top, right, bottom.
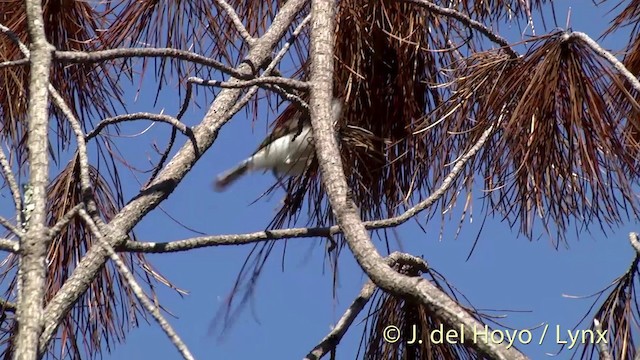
91, 1, 640, 359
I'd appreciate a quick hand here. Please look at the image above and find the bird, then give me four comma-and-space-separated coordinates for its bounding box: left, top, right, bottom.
213, 97, 344, 191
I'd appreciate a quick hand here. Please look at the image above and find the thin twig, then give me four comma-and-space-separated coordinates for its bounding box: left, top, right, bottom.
0, 298, 17, 312
213, 0, 256, 46
0, 146, 23, 234
144, 79, 196, 187
86, 113, 192, 141
77, 209, 195, 360
305, 281, 375, 360
404, 0, 518, 59
48, 86, 91, 193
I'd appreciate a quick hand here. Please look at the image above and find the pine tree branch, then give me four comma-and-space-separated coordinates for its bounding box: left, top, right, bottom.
54, 48, 249, 79
304, 252, 427, 360
121, 109, 502, 254
86, 113, 192, 141
0, 23, 26, 233
16, 0, 55, 357
39, 0, 309, 351
593, 319, 613, 360
213, 0, 256, 46
405, 0, 518, 58
630, 232, 640, 255
77, 209, 195, 360
187, 76, 308, 90
565, 31, 640, 94
307, 0, 527, 359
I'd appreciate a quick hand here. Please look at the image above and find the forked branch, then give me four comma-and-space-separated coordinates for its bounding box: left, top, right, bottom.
304, 252, 427, 360
77, 209, 195, 360
39, 0, 310, 352
307, 0, 527, 359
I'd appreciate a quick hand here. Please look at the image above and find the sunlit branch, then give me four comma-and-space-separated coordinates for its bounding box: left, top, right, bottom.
0, 216, 20, 240
213, 0, 256, 46
0, 23, 30, 55
187, 76, 308, 90
188, 75, 309, 113
0, 24, 26, 231
19, 0, 55, 356
226, 14, 311, 117
304, 252, 427, 360
86, 113, 192, 141
0, 58, 28, 68
630, 232, 640, 255
305, 282, 376, 360
77, 209, 195, 360
404, 0, 518, 59
54, 48, 251, 79
47, 203, 83, 241
0, 148, 23, 233
48, 87, 91, 194
307, 0, 527, 358
0, 238, 18, 253
0, 298, 16, 312
565, 31, 640, 95
593, 319, 613, 360
40, 0, 310, 352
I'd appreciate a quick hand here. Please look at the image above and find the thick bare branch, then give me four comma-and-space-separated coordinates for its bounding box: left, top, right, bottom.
39, 0, 309, 351
17, 0, 55, 358
78, 209, 195, 360
307, 0, 527, 359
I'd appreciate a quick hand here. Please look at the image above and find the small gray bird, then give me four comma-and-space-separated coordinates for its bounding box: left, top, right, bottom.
214, 98, 344, 191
